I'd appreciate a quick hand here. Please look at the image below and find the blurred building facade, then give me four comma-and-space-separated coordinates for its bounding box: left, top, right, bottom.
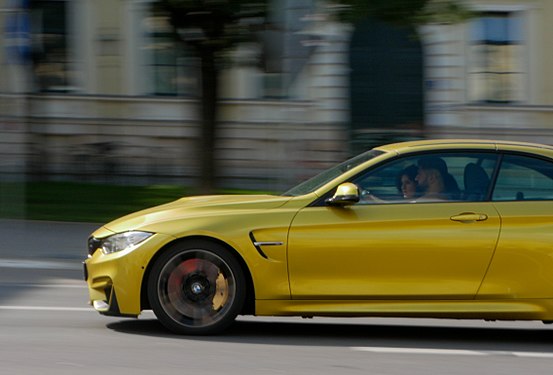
0, 0, 552, 189
422, 0, 552, 144
0, 0, 351, 189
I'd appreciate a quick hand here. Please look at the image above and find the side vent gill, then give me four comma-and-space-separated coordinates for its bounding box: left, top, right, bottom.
249, 232, 269, 259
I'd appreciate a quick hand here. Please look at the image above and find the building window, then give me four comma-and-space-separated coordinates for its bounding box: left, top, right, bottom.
468, 12, 525, 103
143, 15, 198, 96
29, 0, 73, 92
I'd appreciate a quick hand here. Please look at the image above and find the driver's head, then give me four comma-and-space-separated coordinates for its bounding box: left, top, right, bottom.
416, 157, 447, 189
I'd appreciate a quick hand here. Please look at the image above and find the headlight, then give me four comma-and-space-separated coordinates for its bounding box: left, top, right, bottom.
100, 231, 153, 255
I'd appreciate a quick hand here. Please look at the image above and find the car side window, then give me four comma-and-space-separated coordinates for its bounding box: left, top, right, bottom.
353, 152, 497, 204
492, 155, 553, 201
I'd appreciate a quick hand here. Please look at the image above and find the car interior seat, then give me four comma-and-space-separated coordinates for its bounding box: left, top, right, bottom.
444, 173, 461, 200
463, 163, 490, 201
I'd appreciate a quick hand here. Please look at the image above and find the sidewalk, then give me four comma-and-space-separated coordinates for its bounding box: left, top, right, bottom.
0, 219, 101, 261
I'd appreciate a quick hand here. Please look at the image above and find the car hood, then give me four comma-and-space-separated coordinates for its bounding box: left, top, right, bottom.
103, 194, 292, 234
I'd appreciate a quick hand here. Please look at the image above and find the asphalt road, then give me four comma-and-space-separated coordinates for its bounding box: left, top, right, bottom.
1, 219, 553, 374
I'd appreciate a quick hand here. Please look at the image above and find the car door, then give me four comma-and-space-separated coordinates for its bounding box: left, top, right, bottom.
287, 152, 501, 300
478, 154, 553, 299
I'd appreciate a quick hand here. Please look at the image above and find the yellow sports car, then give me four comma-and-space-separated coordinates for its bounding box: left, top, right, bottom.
84, 139, 553, 334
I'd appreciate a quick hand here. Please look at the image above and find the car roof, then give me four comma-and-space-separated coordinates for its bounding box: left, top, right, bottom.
374, 139, 553, 157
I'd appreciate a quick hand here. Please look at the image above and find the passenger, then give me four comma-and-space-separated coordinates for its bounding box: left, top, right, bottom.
415, 157, 451, 201
396, 165, 419, 199
364, 165, 419, 202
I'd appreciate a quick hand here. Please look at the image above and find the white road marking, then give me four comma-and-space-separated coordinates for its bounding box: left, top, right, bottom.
0, 305, 94, 312
352, 347, 553, 358
352, 347, 485, 356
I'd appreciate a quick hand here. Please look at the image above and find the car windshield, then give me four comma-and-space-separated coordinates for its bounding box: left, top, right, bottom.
283, 150, 384, 196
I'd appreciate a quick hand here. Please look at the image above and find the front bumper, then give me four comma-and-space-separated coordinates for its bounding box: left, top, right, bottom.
84, 231, 174, 316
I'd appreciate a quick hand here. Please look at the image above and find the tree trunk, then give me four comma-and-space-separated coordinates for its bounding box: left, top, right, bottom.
198, 47, 218, 193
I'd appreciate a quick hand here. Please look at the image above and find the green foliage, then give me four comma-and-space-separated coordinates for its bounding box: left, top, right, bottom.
415, 0, 476, 24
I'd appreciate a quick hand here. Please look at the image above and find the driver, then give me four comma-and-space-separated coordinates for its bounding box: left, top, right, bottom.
415, 156, 450, 201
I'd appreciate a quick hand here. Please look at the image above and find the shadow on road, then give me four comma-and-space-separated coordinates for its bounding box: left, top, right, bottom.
107, 318, 553, 352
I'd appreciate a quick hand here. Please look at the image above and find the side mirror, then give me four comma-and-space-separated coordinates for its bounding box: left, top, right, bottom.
325, 182, 360, 206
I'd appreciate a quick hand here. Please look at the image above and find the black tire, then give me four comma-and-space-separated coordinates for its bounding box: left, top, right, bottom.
148, 240, 246, 335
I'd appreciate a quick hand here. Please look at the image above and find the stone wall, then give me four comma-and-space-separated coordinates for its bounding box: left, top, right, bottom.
1, 95, 348, 191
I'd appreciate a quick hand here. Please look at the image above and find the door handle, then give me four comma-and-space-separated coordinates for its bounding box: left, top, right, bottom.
450, 213, 488, 222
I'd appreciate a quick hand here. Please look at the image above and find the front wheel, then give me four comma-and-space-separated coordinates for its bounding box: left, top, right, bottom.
148, 240, 246, 335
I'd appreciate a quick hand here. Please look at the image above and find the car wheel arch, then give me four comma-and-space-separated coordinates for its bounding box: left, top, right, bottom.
139, 235, 256, 315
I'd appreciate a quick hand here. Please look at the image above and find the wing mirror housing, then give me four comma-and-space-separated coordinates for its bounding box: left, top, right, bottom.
325, 182, 360, 206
